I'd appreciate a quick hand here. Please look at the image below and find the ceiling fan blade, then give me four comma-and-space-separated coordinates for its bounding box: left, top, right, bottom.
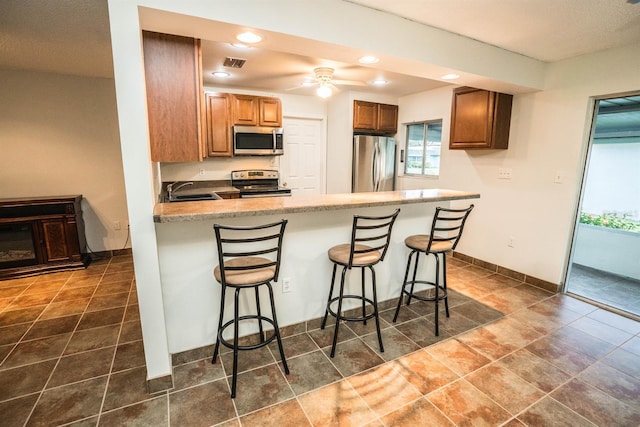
333, 79, 367, 86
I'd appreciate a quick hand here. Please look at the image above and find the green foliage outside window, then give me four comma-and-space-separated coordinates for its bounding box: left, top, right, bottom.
579, 212, 640, 232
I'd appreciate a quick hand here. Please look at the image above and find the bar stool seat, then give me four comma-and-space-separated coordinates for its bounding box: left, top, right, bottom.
211, 220, 289, 398
393, 205, 474, 336
328, 244, 382, 266
321, 209, 400, 357
213, 257, 275, 285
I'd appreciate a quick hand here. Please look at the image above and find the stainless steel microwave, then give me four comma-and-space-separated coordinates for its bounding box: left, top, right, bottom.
233, 126, 284, 156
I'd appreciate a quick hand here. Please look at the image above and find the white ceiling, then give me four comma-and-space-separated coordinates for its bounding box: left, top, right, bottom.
1, 0, 639, 97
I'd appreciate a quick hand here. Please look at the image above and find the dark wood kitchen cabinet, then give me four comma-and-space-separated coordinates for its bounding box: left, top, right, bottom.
231, 95, 282, 127
0, 196, 90, 279
449, 86, 513, 149
204, 92, 232, 157
353, 100, 398, 134
142, 31, 204, 162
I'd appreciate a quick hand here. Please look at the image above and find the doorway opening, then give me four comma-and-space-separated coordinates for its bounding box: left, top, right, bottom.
565, 93, 640, 317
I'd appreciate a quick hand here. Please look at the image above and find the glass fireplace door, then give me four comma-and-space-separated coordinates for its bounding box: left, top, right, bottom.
0, 222, 38, 269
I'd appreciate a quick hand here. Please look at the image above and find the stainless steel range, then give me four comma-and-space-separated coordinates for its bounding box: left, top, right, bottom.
231, 170, 292, 198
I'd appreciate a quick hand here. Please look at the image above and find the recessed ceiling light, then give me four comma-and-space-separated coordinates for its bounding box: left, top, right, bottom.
441, 73, 460, 80
212, 71, 230, 78
236, 32, 262, 44
230, 42, 250, 49
372, 79, 388, 85
359, 55, 379, 64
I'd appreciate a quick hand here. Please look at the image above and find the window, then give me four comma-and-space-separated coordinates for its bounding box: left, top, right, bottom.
404, 120, 442, 176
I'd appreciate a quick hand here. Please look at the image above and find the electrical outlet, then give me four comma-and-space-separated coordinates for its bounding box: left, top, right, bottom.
498, 168, 512, 180
282, 277, 291, 293
508, 236, 515, 248
554, 171, 564, 184
114, 220, 121, 231
199, 168, 205, 176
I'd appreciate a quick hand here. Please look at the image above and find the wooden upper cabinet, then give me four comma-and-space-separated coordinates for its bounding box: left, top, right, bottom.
353, 100, 378, 131
204, 92, 232, 157
259, 97, 282, 127
377, 103, 399, 134
232, 94, 259, 126
449, 86, 513, 150
353, 100, 398, 134
142, 31, 204, 162
232, 95, 282, 127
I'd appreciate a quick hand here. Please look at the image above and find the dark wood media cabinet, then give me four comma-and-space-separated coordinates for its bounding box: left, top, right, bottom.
0, 195, 90, 280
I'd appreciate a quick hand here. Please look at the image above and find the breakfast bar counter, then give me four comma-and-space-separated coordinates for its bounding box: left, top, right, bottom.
154, 189, 480, 355
154, 189, 480, 222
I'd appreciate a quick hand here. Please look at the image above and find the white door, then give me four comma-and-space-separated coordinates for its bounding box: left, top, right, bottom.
281, 117, 325, 195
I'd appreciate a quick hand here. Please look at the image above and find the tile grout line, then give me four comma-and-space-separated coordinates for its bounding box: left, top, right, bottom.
21, 261, 112, 426
96, 265, 139, 425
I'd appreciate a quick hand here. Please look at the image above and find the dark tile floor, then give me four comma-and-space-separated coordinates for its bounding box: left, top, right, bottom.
566, 263, 640, 317
1, 255, 640, 426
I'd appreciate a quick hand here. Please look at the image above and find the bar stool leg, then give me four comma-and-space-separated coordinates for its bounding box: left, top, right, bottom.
442, 254, 450, 317
433, 254, 440, 336
266, 282, 289, 374
369, 266, 384, 353
321, 264, 338, 329
330, 267, 348, 358
361, 268, 367, 325
393, 250, 415, 322
212, 286, 227, 364
407, 252, 421, 306
231, 288, 241, 398
254, 287, 265, 343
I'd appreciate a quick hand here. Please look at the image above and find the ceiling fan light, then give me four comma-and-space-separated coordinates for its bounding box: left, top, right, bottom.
236, 32, 262, 43
359, 55, 379, 64
316, 84, 332, 98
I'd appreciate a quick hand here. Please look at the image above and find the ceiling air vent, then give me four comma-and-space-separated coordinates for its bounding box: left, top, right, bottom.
223, 57, 246, 68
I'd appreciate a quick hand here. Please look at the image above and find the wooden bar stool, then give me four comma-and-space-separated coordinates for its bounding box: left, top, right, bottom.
321, 209, 400, 357
393, 205, 474, 336
211, 219, 289, 398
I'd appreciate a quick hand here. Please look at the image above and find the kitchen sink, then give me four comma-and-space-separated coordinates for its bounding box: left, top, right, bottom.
169, 193, 222, 202
166, 183, 222, 202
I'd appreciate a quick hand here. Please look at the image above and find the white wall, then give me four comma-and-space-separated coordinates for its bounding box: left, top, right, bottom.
0, 69, 129, 252
396, 43, 640, 284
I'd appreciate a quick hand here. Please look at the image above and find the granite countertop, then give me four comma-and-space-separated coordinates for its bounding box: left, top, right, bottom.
153, 189, 480, 223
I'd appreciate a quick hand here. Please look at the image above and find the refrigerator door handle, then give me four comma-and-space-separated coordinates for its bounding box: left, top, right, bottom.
372, 141, 379, 191
378, 141, 386, 192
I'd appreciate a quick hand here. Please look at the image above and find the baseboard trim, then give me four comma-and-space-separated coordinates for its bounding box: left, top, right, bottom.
452, 251, 560, 293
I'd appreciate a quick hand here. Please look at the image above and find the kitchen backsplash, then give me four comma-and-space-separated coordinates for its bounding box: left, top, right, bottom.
160, 156, 279, 182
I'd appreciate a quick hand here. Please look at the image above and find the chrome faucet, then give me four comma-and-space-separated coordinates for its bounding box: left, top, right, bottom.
167, 181, 193, 200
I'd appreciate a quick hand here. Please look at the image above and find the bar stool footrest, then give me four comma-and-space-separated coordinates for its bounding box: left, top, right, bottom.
217, 315, 278, 351
402, 280, 447, 303
326, 295, 378, 322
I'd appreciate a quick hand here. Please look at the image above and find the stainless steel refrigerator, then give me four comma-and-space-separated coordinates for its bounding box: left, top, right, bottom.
352, 135, 396, 192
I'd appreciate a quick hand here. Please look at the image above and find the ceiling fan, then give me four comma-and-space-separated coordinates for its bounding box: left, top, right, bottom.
296, 67, 366, 98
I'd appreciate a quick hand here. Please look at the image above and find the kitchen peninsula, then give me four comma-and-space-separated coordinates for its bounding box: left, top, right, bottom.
154, 189, 479, 355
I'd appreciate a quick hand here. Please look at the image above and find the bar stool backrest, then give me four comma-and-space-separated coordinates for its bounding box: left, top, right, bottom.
348, 209, 400, 267
426, 205, 474, 253
213, 219, 288, 285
